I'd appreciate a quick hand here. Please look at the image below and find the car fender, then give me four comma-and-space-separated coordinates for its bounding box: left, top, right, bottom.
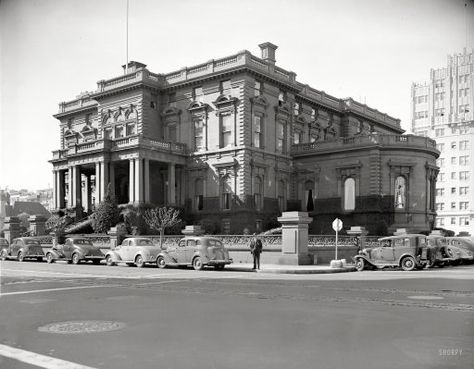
133, 251, 149, 262
47, 249, 61, 259
105, 251, 122, 262
397, 253, 418, 265
157, 251, 174, 263
353, 254, 375, 267
193, 251, 209, 263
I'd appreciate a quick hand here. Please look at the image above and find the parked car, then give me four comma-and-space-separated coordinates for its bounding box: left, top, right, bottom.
353, 234, 431, 271
0, 238, 9, 254
45, 237, 104, 264
0, 237, 45, 262
157, 236, 233, 270
445, 237, 474, 264
426, 235, 454, 267
104, 237, 161, 267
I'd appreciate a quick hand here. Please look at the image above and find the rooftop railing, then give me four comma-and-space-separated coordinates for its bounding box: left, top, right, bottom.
291, 134, 438, 155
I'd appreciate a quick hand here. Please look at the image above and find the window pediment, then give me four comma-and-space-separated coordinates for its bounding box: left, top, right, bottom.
250, 95, 268, 109
275, 104, 291, 119
295, 115, 306, 127
188, 101, 209, 112
161, 107, 181, 118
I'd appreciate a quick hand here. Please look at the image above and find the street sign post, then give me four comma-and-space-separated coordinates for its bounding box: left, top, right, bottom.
332, 218, 343, 260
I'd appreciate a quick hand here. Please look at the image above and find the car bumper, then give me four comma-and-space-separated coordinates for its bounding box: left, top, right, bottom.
25, 254, 44, 258
83, 255, 104, 260
207, 259, 233, 265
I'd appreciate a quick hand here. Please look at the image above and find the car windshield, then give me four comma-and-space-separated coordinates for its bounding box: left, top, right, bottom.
0, 239, 8, 245
207, 239, 223, 248
135, 239, 154, 246
73, 239, 93, 245
25, 240, 40, 245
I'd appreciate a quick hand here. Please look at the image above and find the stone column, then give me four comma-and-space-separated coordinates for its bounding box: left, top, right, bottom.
57, 170, 65, 209
3, 217, 20, 244
95, 162, 101, 205
134, 158, 143, 203
129, 158, 135, 203
168, 163, 176, 206
53, 170, 58, 209
68, 167, 73, 207
109, 163, 115, 199
28, 215, 47, 236
144, 158, 150, 203
277, 211, 314, 265
73, 166, 82, 210
100, 161, 109, 200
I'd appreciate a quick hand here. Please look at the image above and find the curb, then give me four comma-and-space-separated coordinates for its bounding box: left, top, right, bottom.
225, 266, 357, 274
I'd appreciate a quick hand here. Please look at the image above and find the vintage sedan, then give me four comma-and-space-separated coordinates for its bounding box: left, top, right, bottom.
104, 237, 161, 268
445, 237, 474, 264
157, 236, 233, 270
45, 237, 104, 264
1, 237, 45, 262
426, 235, 454, 267
353, 234, 431, 271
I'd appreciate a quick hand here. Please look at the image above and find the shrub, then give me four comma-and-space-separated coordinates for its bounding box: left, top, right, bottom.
93, 184, 120, 233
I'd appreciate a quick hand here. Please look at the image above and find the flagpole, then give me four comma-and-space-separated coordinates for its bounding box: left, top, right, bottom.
126, 0, 129, 74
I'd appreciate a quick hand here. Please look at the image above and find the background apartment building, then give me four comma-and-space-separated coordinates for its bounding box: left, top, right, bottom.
411, 48, 474, 235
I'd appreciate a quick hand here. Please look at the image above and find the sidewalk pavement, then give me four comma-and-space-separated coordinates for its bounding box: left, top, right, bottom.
225, 263, 356, 274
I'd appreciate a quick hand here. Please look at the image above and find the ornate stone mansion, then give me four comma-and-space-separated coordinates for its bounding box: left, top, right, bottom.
50, 43, 439, 234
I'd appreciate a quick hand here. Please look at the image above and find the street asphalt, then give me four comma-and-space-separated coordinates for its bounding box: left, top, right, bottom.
0, 260, 473, 369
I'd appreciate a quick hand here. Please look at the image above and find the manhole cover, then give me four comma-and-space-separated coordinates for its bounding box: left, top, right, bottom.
38, 320, 125, 334
407, 295, 444, 300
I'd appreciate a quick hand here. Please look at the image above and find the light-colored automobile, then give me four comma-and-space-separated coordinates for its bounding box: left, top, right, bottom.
353, 234, 431, 271
104, 237, 161, 268
157, 236, 233, 270
426, 235, 454, 267
1, 237, 44, 262
0, 238, 9, 254
45, 237, 104, 264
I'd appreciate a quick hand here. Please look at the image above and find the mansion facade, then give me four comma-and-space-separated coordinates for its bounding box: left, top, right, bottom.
51, 43, 439, 235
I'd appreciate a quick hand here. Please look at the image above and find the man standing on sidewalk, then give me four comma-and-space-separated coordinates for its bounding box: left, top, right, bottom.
250, 235, 263, 270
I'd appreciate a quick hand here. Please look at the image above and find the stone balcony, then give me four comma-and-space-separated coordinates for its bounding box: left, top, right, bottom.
290, 134, 439, 157
51, 135, 187, 162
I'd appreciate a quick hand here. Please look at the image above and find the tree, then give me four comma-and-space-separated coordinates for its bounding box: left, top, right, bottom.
143, 207, 181, 247
92, 184, 120, 233
46, 213, 72, 244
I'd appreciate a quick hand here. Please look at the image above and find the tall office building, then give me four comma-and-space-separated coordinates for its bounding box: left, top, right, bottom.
411, 49, 474, 235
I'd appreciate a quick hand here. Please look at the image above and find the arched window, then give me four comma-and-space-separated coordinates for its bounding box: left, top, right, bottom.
344, 178, 355, 211
278, 180, 286, 212
195, 178, 204, 211
304, 180, 314, 211
254, 176, 262, 211
221, 176, 232, 210
395, 176, 406, 209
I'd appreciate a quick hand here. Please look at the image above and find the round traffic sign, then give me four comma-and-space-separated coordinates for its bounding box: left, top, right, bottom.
332, 218, 343, 232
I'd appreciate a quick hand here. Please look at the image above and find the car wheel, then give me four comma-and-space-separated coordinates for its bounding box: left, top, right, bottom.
126, 263, 135, 267
355, 258, 365, 271
72, 253, 81, 265
156, 256, 166, 269
214, 264, 225, 271
106, 255, 115, 266
135, 255, 145, 268
192, 257, 203, 271
92, 259, 101, 265
46, 253, 55, 264
401, 256, 416, 271
425, 259, 435, 268
18, 251, 24, 262
36, 257, 43, 262
1, 249, 7, 261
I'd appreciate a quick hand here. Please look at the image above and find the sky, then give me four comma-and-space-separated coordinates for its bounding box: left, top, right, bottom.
1, 0, 473, 191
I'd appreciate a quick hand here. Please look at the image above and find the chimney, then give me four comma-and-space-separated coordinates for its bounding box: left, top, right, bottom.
258, 42, 278, 65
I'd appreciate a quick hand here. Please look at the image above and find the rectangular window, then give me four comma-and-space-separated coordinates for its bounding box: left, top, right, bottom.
439, 173, 445, 182
460, 141, 469, 150
451, 157, 457, 165
222, 193, 231, 210
451, 141, 457, 149
436, 217, 445, 227
294, 102, 300, 116
451, 172, 456, 180
437, 158, 445, 167
451, 202, 456, 209
254, 81, 262, 96
460, 187, 469, 195
168, 125, 177, 142
193, 86, 203, 102
451, 217, 456, 225
168, 93, 176, 107
459, 156, 469, 166
435, 203, 444, 211
460, 171, 470, 180
126, 123, 136, 136
436, 143, 444, 152
293, 130, 303, 144
276, 121, 285, 153
435, 128, 444, 137
220, 80, 231, 94
311, 108, 316, 120
115, 126, 124, 138
220, 114, 232, 148
194, 119, 204, 151
436, 188, 445, 197
451, 187, 456, 194
278, 90, 286, 106
460, 217, 470, 226
195, 195, 203, 211
459, 202, 469, 210
253, 115, 263, 148
104, 128, 113, 140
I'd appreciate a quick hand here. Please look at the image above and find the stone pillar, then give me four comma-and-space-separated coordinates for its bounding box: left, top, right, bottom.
73, 166, 81, 210
95, 162, 101, 206
168, 163, 176, 206
57, 170, 65, 209
53, 170, 58, 209
277, 211, 314, 265
108, 225, 127, 250
100, 161, 109, 200
144, 159, 150, 203
68, 167, 73, 207
129, 158, 135, 203
109, 163, 115, 199
134, 158, 143, 203
3, 217, 20, 244
28, 215, 47, 236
